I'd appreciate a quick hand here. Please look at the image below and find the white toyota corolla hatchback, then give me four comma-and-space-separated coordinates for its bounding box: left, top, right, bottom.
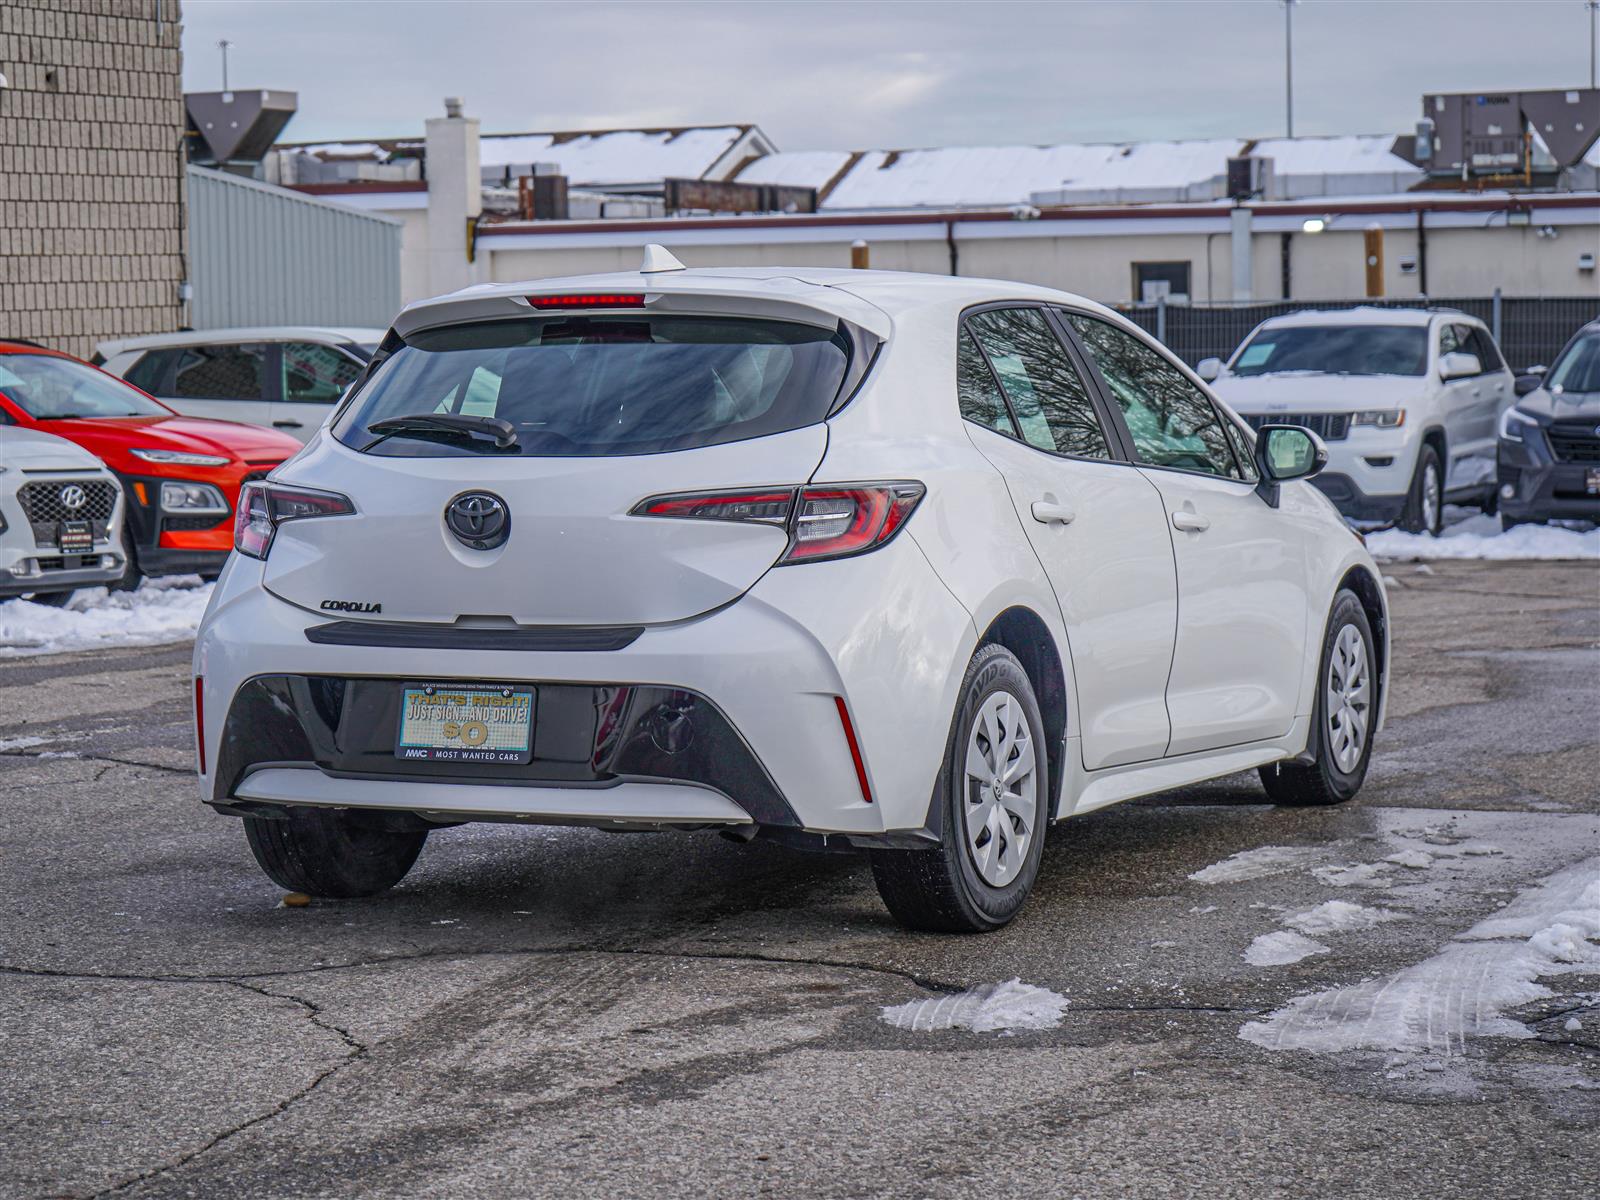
194, 252, 1389, 932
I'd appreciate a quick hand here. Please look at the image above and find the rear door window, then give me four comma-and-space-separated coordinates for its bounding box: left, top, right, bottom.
1065, 313, 1242, 479
965, 308, 1112, 460
172, 343, 269, 401
337, 315, 852, 457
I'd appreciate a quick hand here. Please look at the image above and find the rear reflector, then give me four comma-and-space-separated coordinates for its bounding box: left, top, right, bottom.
630, 481, 924, 564
194, 676, 205, 775
834, 697, 872, 804
527, 293, 646, 309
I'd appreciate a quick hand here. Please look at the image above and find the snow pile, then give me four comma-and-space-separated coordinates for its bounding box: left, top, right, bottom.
880, 979, 1068, 1034
1188, 845, 1318, 885
1384, 849, 1435, 870
0, 578, 212, 657
1284, 900, 1401, 936
1241, 857, 1600, 1055
1367, 512, 1598, 562
1245, 931, 1329, 966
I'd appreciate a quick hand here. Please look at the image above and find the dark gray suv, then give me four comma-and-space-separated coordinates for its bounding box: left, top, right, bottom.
1498, 320, 1600, 530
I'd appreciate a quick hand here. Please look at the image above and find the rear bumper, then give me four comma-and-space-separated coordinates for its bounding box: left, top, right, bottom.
194, 535, 976, 838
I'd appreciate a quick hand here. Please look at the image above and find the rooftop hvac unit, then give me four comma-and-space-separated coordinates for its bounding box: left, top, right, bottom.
186, 90, 298, 166
1226, 156, 1271, 201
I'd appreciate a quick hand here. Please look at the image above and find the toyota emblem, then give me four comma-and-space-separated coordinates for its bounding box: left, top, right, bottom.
445, 491, 511, 550
58, 484, 87, 510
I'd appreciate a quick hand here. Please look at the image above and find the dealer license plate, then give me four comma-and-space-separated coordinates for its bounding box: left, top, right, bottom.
1587, 468, 1600, 495
396, 684, 534, 764
57, 521, 92, 553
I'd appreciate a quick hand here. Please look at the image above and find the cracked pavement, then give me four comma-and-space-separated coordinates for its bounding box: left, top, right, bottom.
1, 559, 1596, 1198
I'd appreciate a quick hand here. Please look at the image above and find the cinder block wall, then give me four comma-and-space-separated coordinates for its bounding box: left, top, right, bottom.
0, 0, 186, 359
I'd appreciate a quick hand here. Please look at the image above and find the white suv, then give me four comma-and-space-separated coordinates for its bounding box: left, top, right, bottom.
1201, 308, 1515, 535
195, 254, 1388, 931
1, 427, 126, 603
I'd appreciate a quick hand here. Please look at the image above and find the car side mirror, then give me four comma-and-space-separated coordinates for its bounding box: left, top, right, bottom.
1439, 351, 1482, 380
1195, 357, 1223, 383
1252, 424, 1328, 508
1513, 374, 1544, 397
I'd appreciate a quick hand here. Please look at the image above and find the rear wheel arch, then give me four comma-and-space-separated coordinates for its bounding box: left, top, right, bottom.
976, 606, 1068, 818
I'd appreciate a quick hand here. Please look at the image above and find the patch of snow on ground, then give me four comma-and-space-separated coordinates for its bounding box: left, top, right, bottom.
1284, 900, 1401, 936
0, 578, 212, 657
1366, 511, 1598, 562
0, 735, 48, 752
1189, 845, 1319, 885
1245, 931, 1330, 966
880, 979, 1068, 1034
1240, 857, 1600, 1056
1312, 862, 1391, 888
1385, 849, 1435, 870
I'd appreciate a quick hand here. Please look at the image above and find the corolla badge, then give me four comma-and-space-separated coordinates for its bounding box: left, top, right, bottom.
445, 491, 511, 550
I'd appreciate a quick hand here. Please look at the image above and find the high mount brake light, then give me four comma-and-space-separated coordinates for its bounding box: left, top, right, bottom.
234, 482, 354, 560
631, 482, 924, 564
526, 293, 647, 310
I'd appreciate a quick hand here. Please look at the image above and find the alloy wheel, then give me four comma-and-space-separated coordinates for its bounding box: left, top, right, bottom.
1422, 462, 1441, 533
963, 690, 1038, 887
1326, 624, 1371, 774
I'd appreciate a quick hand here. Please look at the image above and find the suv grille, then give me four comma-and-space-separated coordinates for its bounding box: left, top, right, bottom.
1241, 412, 1351, 442
1547, 422, 1600, 464
18, 478, 118, 545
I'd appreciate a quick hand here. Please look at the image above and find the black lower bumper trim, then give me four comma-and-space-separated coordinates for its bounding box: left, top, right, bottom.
305, 620, 643, 651
1311, 473, 1407, 522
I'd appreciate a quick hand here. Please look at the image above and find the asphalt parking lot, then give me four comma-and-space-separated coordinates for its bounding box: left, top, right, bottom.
1, 558, 1596, 1199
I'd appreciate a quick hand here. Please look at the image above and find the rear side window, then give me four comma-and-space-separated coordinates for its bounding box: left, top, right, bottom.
173, 343, 268, 401
338, 315, 851, 457
283, 343, 363, 403
956, 330, 1017, 437
965, 308, 1111, 460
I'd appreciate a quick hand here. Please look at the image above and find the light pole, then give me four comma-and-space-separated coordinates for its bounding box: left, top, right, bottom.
218, 39, 233, 91
1283, 0, 1297, 138
1589, 0, 1597, 90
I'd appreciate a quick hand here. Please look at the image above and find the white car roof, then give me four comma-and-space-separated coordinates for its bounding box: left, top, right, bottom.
1252, 306, 1468, 330
97, 327, 386, 358
394, 266, 1123, 342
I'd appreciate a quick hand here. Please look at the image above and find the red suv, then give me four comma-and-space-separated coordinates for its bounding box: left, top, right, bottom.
0, 342, 301, 585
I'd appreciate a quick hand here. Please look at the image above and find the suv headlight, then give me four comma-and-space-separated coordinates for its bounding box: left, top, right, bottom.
159, 481, 229, 514
131, 448, 230, 467
1499, 406, 1540, 442
1351, 409, 1405, 428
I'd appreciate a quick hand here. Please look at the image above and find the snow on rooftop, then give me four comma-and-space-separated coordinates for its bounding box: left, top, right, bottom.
479, 126, 748, 185
1249, 134, 1414, 175
733, 149, 855, 190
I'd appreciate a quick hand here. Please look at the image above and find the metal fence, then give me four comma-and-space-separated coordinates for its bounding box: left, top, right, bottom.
1118, 294, 1598, 374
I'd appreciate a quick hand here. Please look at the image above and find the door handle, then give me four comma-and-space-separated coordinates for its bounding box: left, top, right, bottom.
1030, 501, 1076, 525
273, 420, 304, 429
1171, 510, 1210, 532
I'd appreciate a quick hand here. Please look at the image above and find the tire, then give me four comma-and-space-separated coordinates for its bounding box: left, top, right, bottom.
1501, 513, 1520, 532
109, 525, 143, 593
23, 590, 74, 607
1259, 589, 1376, 806
242, 808, 428, 898
870, 644, 1049, 933
1399, 444, 1444, 536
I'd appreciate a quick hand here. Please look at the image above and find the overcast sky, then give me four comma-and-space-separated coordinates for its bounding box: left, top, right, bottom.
182, 0, 1599, 149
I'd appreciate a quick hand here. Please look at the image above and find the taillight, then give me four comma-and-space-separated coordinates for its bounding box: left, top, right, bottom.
234, 482, 354, 560
630, 482, 924, 564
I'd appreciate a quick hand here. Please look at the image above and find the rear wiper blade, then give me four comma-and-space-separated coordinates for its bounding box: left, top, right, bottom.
362, 412, 519, 451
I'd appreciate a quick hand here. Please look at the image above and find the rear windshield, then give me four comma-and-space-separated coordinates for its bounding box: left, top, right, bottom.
335, 315, 851, 457
1547, 330, 1600, 395
1230, 325, 1428, 377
